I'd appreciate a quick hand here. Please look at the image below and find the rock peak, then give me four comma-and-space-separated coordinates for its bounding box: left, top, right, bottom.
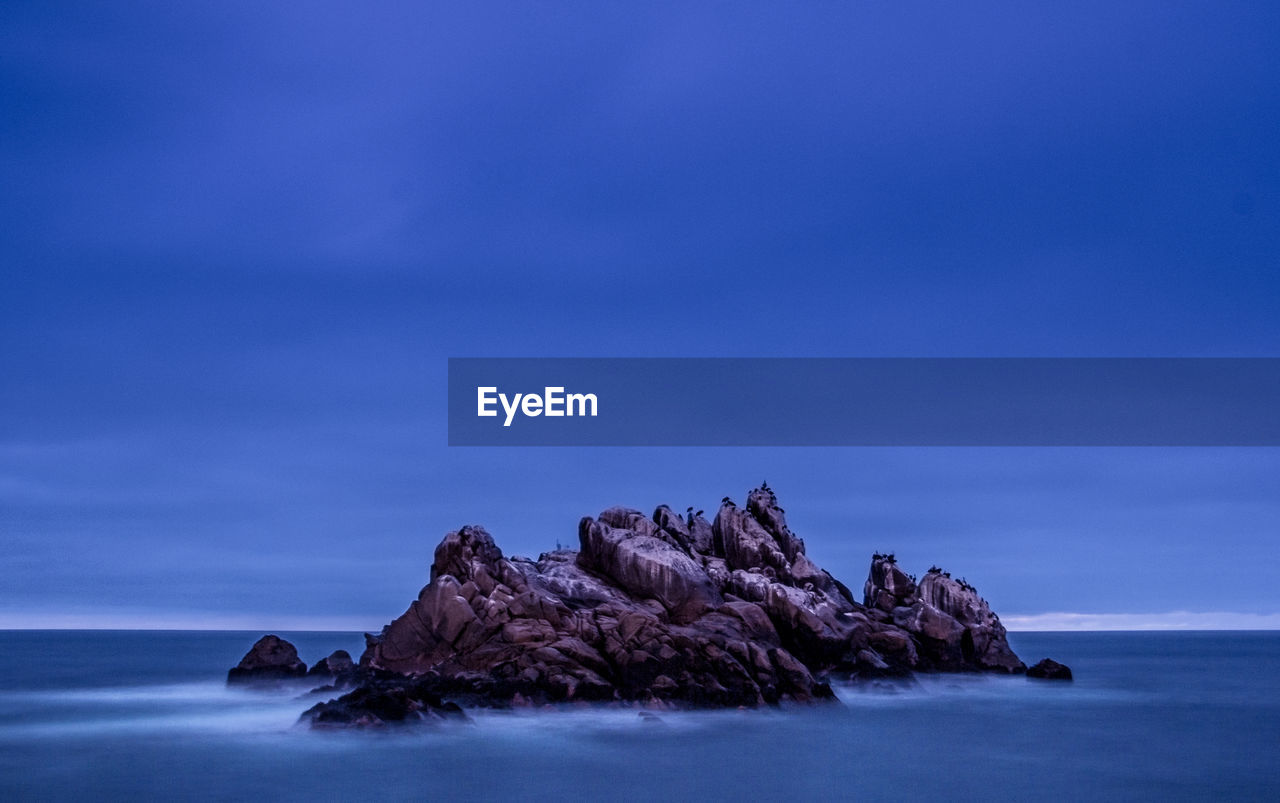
431, 524, 503, 584
865, 555, 1023, 673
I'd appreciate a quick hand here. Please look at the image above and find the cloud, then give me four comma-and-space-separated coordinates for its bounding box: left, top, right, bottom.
0, 609, 380, 632
3, 5, 1280, 626
1004, 611, 1280, 631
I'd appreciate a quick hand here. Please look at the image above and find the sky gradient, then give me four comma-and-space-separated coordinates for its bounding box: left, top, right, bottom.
3, 2, 1279, 629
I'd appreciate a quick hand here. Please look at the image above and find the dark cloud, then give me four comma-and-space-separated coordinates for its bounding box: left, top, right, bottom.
2, 2, 1279, 626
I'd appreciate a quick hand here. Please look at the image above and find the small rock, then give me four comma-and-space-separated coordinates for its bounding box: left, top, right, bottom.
307, 649, 355, 678
227, 635, 308, 684
1026, 658, 1073, 680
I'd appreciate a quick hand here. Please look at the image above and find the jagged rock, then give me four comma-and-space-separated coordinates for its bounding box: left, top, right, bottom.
289, 485, 1021, 726
865, 557, 1025, 673
577, 516, 722, 622
864, 559, 916, 612
687, 513, 715, 554
1027, 658, 1073, 680
227, 635, 308, 684
714, 504, 791, 579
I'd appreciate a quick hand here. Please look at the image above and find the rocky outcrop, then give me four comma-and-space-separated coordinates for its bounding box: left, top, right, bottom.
295, 485, 1023, 726
578, 509, 723, 622
864, 560, 1025, 673
227, 635, 308, 684
349, 519, 828, 711
305, 649, 358, 690
1027, 658, 1073, 680
308, 649, 355, 677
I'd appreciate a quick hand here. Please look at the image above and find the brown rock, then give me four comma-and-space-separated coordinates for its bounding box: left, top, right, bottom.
1027, 658, 1073, 680
227, 635, 307, 684
310, 485, 1023, 727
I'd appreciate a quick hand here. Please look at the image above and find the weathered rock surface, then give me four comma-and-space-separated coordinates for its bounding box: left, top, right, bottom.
227, 635, 308, 684
294, 485, 1024, 726
864, 560, 1025, 673
1026, 658, 1073, 680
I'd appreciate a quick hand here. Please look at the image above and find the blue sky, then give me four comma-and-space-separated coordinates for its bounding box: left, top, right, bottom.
2, 2, 1279, 629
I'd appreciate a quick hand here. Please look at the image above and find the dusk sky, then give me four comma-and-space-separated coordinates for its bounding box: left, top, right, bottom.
3, 3, 1279, 630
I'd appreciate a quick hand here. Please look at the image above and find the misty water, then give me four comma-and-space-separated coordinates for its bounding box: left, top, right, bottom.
1, 631, 1277, 800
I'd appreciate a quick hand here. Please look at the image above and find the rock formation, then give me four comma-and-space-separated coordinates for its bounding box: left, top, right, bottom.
1026, 658, 1073, 680
863, 560, 1024, 672
289, 485, 1024, 726
305, 677, 470, 727
227, 635, 308, 683
307, 649, 355, 676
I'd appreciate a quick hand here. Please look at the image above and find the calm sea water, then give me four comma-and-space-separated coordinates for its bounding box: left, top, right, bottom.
0, 630, 1276, 801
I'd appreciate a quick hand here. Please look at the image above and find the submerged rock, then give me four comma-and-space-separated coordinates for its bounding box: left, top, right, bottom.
303, 673, 470, 727
291, 485, 1023, 726
227, 635, 308, 684
1026, 658, 1073, 680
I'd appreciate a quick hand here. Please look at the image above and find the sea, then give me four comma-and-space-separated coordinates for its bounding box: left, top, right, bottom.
0, 630, 1276, 801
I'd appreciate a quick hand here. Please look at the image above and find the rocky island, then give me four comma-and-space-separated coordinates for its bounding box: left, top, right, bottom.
230, 485, 1058, 727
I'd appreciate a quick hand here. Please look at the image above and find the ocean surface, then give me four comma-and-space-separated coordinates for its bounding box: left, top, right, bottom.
0, 630, 1276, 801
